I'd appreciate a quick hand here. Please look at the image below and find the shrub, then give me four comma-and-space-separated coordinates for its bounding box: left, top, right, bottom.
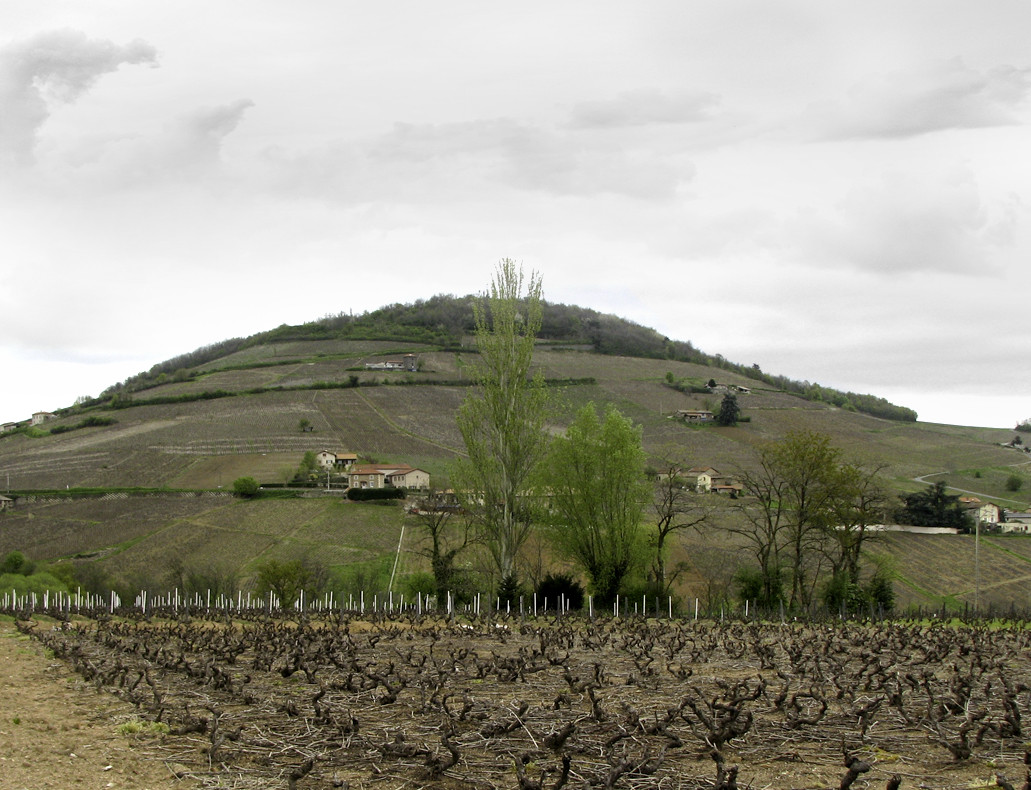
232, 476, 260, 498
1006, 474, 1023, 492
347, 487, 406, 501
497, 573, 524, 608
535, 572, 584, 611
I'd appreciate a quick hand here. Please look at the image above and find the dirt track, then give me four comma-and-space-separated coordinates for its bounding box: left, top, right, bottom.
0, 620, 196, 790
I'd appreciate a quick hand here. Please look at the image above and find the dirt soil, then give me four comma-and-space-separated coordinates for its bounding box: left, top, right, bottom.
0, 620, 198, 790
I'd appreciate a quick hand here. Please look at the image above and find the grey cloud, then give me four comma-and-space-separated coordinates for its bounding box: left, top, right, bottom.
568, 89, 720, 129
811, 58, 1031, 139
176, 99, 255, 166
61, 99, 254, 184
793, 171, 1010, 275
0, 29, 157, 166
274, 117, 690, 202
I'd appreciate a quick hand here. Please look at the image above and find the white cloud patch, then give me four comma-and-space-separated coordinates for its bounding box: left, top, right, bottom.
810, 58, 1031, 139
0, 29, 157, 167
568, 89, 720, 128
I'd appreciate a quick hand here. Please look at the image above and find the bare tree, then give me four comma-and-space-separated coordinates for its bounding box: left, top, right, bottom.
410, 492, 478, 602
649, 459, 709, 595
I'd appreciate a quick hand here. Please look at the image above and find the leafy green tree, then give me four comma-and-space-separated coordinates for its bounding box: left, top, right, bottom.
1006, 474, 1023, 492
824, 462, 889, 584
295, 451, 319, 483
254, 558, 327, 608
543, 403, 650, 606
769, 431, 843, 607
452, 260, 549, 584
715, 393, 740, 426
232, 476, 260, 497
733, 430, 846, 609
1, 550, 32, 575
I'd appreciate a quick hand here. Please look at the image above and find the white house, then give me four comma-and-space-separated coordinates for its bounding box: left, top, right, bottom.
685, 466, 718, 493
959, 497, 1001, 526
316, 451, 359, 471
31, 411, 55, 425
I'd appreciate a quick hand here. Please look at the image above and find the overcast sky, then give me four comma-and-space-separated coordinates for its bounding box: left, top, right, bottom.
1, 2, 1029, 429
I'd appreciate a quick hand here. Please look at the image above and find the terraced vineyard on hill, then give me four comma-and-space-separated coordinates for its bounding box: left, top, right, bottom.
2, 314, 1029, 611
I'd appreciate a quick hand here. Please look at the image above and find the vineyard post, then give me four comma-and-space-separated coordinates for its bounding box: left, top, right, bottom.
615, 594, 619, 618
589, 595, 593, 619
533, 593, 538, 617
668, 596, 672, 620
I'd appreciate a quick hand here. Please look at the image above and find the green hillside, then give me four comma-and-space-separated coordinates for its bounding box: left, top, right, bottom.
1, 297, 1029, 611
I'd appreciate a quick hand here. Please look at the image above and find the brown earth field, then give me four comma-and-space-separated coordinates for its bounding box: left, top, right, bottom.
6, 612, 1031, 790
0, 619, 200, 790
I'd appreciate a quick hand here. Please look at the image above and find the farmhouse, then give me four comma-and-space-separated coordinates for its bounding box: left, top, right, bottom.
1, 422, 18, 433
316, 451, 358, 471
674, 409, 714, 423
685, 466, 718, 492
364, 354, 417, 372
0, 495, 12, 510
1002, 510, 1031, 533
959, 497, 1000, 526
31, 411, 55, 425
348, 464, 430, 491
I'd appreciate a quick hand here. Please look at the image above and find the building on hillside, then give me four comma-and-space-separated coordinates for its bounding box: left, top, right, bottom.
316, 451, 359, 471
348, 463, 430, 491
364, 355, 417, 372
674, 409, 714, 423
685, 466, 718, 493
334, 452, 358, 469
1001, 510, 1031, 533
0, 495, 13, 510
1, 422, 18, 433
31, 411, 55, 425
959, 497, 1001, 526
711, 480, 744, 496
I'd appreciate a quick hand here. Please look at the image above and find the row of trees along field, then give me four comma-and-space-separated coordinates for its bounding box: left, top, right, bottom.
418, 260, 895, 615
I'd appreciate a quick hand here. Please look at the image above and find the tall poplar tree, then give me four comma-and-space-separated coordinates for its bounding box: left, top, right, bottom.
452, 260, 549, 584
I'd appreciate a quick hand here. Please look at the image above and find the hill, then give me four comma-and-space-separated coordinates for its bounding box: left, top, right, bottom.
1, 296, 1029, 612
